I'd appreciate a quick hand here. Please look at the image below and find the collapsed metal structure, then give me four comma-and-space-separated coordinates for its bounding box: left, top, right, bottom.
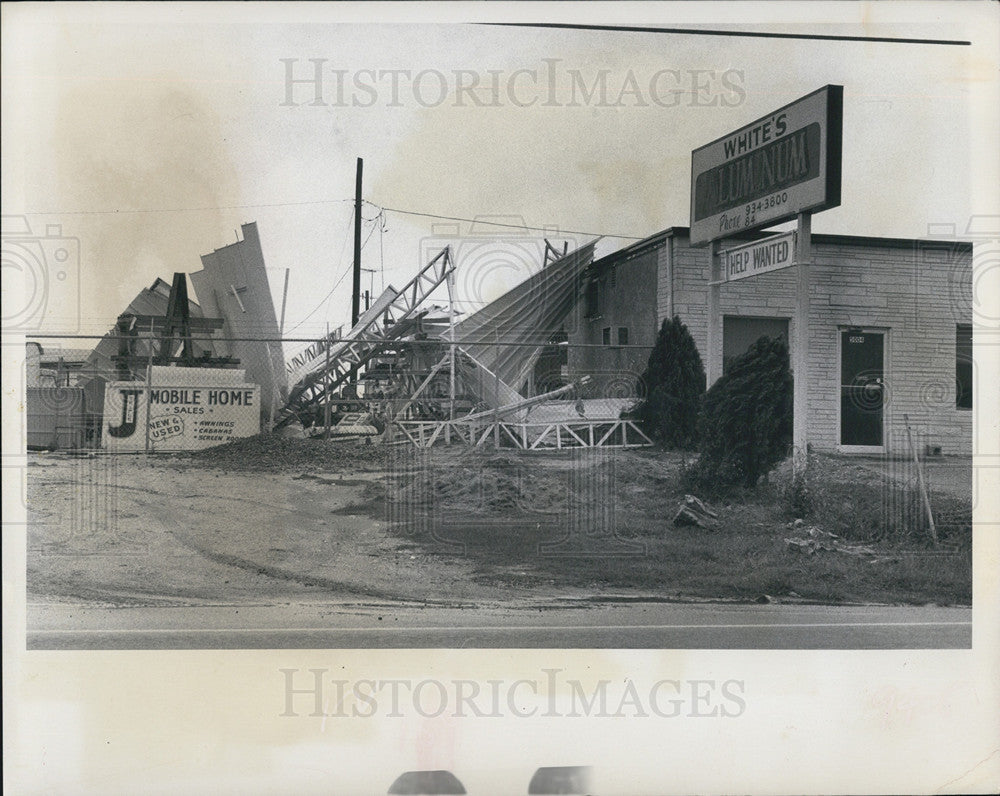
30, 223, 652, 451
279, 240, 652, 449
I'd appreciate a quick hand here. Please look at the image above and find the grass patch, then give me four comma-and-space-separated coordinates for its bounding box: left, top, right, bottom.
384, 447, 971, 605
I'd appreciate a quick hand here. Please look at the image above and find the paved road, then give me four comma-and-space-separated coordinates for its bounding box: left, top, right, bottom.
26, 601, 971, 649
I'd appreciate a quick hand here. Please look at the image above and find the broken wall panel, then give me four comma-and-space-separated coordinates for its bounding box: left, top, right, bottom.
190, 222, 288, 418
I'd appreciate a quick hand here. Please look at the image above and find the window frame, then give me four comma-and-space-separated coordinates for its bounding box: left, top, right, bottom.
956, 323, 973, 410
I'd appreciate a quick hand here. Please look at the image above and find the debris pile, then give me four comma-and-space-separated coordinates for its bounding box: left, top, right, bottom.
672, 494, 719, 529
387, 449, 602, 517
784, 522, 885, 559
182, 434, 388, 473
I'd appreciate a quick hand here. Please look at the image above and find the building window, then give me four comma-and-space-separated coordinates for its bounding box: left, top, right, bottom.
602, 327, 611, 346
956, 324, 972, 409
585, 280, 600, 318
618, 327, 629, 346
723, 316, 789, 374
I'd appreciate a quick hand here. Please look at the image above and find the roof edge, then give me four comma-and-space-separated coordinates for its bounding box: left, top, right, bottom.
657, 226, 974, 251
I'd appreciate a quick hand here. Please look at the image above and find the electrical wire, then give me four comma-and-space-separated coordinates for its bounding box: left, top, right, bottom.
24, 195, 642, 240
367, 201, 642, 240
286, 207, 384, 335
23, 199, 355, 215
285, 207, 356, 334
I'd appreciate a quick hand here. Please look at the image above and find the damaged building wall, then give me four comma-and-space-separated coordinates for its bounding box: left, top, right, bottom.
190, 222, 288, 419
567, 237, 662, 400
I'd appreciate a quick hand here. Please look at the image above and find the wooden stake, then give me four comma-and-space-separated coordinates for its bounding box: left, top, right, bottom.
904, 413, 938, 545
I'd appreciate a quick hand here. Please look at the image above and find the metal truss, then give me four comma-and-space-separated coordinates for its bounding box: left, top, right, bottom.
389, 418, 653, 450
281, 248, 454, 421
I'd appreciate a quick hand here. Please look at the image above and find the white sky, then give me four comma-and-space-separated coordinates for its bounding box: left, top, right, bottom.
0, 2, 992, 356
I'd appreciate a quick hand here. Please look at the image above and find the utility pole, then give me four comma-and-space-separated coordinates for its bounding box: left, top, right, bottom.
352, 157, 363, 329
792, 212, 812, 480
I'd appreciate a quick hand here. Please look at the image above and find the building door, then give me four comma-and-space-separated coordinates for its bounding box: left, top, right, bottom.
840, 330, 885, 447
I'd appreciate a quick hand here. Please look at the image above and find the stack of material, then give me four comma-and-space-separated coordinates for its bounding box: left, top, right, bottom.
279, 240, 597, 427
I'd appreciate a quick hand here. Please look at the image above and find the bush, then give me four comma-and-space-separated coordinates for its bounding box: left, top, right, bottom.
632, 316, 706, 449
694, 335, 793, 488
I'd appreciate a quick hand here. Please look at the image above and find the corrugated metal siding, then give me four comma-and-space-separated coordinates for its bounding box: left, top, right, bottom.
453, 242, 596, 395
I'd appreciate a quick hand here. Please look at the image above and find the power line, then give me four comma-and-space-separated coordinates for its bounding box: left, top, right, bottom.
489, 22, 971, 47
285, 207, 356, 334
22, 199, 355, 216
21, 196, 643, 240
369, 202, 642, 240
286, 208, 385, 335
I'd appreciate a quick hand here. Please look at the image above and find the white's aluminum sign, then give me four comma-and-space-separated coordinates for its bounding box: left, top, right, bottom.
722, 231, 797, 282
690, 85, 842, 246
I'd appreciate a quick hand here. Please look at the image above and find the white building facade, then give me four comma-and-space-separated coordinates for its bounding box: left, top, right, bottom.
653, 227, 973, 456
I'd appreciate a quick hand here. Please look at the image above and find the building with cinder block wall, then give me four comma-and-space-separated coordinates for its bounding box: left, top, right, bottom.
567, 233, 664, 400
570, 226, 973, 456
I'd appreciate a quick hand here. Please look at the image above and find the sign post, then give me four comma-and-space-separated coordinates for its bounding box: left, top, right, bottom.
707, 240, 722, 386
793, 212, 812, 477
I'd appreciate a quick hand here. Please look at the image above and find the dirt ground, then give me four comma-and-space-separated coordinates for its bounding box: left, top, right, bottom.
24, 437, 973, 608
25, 446, 606, 607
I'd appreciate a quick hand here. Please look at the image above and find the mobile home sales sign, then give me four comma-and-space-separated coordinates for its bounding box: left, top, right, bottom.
690, 85, 842, 246
103, 382, 260, 451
